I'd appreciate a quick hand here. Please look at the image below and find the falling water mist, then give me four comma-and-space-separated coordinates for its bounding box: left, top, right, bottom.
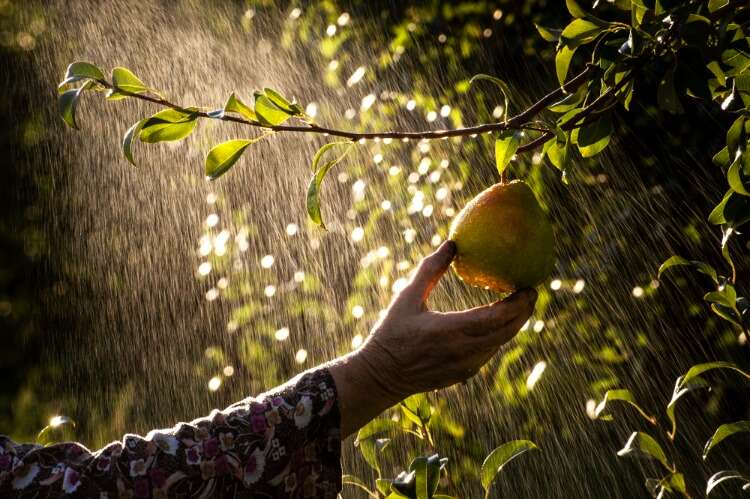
5, 0, 744, 497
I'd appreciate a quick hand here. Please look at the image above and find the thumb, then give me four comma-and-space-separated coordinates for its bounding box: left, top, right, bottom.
399, 240, 456, 309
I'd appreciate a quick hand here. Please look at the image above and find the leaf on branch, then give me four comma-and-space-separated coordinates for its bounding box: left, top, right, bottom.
210, 93, 257, 122
707, 470, 750, 496
535, 24, 561, 43
59, 61, 105, 89
306, 143, 354, 228
575, 113, 613, 157
400, 393, 432, 426
470, 74, 512, 122
708, 190, 750, 228
481, 440, 538, 493
658, 256, 719, 284
205, 137, 267, 180
668, 362, 750, 438
107, 67, 153, 100
139, 108, 198, 143
556, 44, 578, 86
342, 475, 377, 497
254, 89, 301, 126
58, 80, 94, 129
703, 421, 750, 459
495, 130, 522, 177
561, 19, 606, 45
263, 87, 303, 115
122, 119, 147, 166
547, 85, 586, 113
616, 432, 670, 469
593, 389, 656, 424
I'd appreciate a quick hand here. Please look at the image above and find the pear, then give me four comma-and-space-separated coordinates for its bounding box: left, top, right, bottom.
449, 180, 555, 292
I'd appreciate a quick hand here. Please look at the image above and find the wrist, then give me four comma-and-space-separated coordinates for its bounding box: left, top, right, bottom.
327, 343, 406, 438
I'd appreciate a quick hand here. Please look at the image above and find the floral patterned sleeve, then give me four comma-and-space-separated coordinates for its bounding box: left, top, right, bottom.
0, 367, 342, 498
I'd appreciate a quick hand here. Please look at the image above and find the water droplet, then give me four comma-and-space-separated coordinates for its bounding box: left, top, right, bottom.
274, 327, 290, 341
526, 361, 547, 390
351, 305, 364, 319
550, 279, 562, 291
261, 255, 275, 268
351, 334, 363, 349
198, 262, 212, 276
208, 377, 222, 391
351, 227, 364, 242
286, 223, 298, 236
295, 349, 308, 364
347, 66, 366, 87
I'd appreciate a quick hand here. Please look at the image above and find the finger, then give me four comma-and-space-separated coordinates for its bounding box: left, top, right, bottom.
472, 306, 534, 354
398, 240, 456, 309
438, 288, 537, 336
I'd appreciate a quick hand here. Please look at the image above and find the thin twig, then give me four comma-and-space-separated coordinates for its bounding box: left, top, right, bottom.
94, 65, 595, 143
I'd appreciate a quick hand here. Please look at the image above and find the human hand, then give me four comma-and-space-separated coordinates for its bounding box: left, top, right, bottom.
329, 240, 537, 437
359, 240, 537, 398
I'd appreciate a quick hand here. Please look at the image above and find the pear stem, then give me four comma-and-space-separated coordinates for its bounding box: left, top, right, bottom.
500, 170, 508, 184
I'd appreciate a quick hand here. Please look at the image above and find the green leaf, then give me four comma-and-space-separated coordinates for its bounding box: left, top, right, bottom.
107, 67, 151, 100
470, 74, 512, 122
205, 138, 264, 180
223, 93, 257, 121
616, 432, 669, 469
401, 393, 432, 426
704, 285, 736, 308
707, 470, 750, 496
255, 94, 292, 126
59, 88, 83, 129
713, 147, 730, 168
65, 61, 105, 80
342, 475, 377, 497
357, 438, 381, 474
544, 128, 570, 171
682, 362, 749, 386
650, 473, 687, 496
556, 45, 577, 85
561, 19, 605, 44
412, 457, 429, 499
708, 0, 730, 13
658, 256, 719, 284
703, 421, 750, 459
535, 24, 562, 43
375, 478, 392, 496
566, 0, 588, 18
594, 389, 656, 424
122, 119, 147, 166
306, 144, 354, 228
356, 418, 399, 443
668, 362, 750, 437
576, 114, 613, 157
139, 108, 198, 143
727, 156, 750, 196
481, 440, 538, 492
547, 85, 586, 113
495, 130, 522, 177
311, 141, 351, 172
263, 87, 299, 114
726, 116, 747, 159
37, 416, 76, 446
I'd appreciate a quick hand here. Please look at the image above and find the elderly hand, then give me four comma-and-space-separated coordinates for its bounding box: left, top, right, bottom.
328, 240, 537, 437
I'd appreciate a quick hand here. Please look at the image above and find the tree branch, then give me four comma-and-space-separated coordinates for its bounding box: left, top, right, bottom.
95, 65, 596, 143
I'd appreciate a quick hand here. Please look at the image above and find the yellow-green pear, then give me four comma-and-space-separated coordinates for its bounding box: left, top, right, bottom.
449, 180, 555, 292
